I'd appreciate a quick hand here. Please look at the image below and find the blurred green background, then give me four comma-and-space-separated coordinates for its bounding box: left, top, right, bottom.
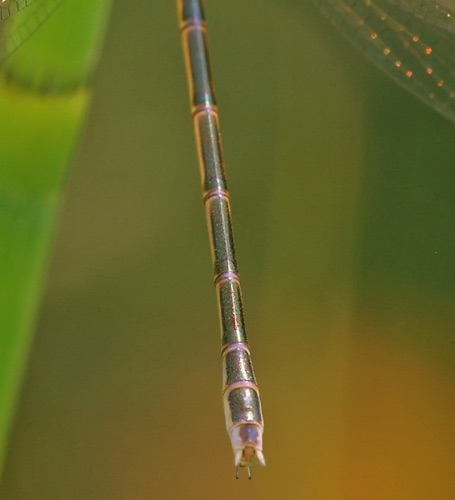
1, 0, 455, 498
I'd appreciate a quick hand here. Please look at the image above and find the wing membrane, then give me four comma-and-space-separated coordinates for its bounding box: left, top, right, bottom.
0, 0, 65, 63
313, 0, 455, 122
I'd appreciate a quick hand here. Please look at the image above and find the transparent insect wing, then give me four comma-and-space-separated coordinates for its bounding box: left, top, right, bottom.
392, 0, 455, 32
313, 0, 455, 122
0, 0, 40, 24
0, 0, 65, 64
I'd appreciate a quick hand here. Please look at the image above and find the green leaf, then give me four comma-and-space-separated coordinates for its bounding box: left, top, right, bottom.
0, 0, 112, 476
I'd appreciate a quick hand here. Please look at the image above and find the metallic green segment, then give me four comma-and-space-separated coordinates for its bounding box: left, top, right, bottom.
178, 0, 265, 476
223, 349, 256, 387
206, 195, 238, 277
217, 280, 247, 347
194, 112, 227, 194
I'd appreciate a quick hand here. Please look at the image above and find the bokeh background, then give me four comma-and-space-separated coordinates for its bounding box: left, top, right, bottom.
1, 1, 455, 498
